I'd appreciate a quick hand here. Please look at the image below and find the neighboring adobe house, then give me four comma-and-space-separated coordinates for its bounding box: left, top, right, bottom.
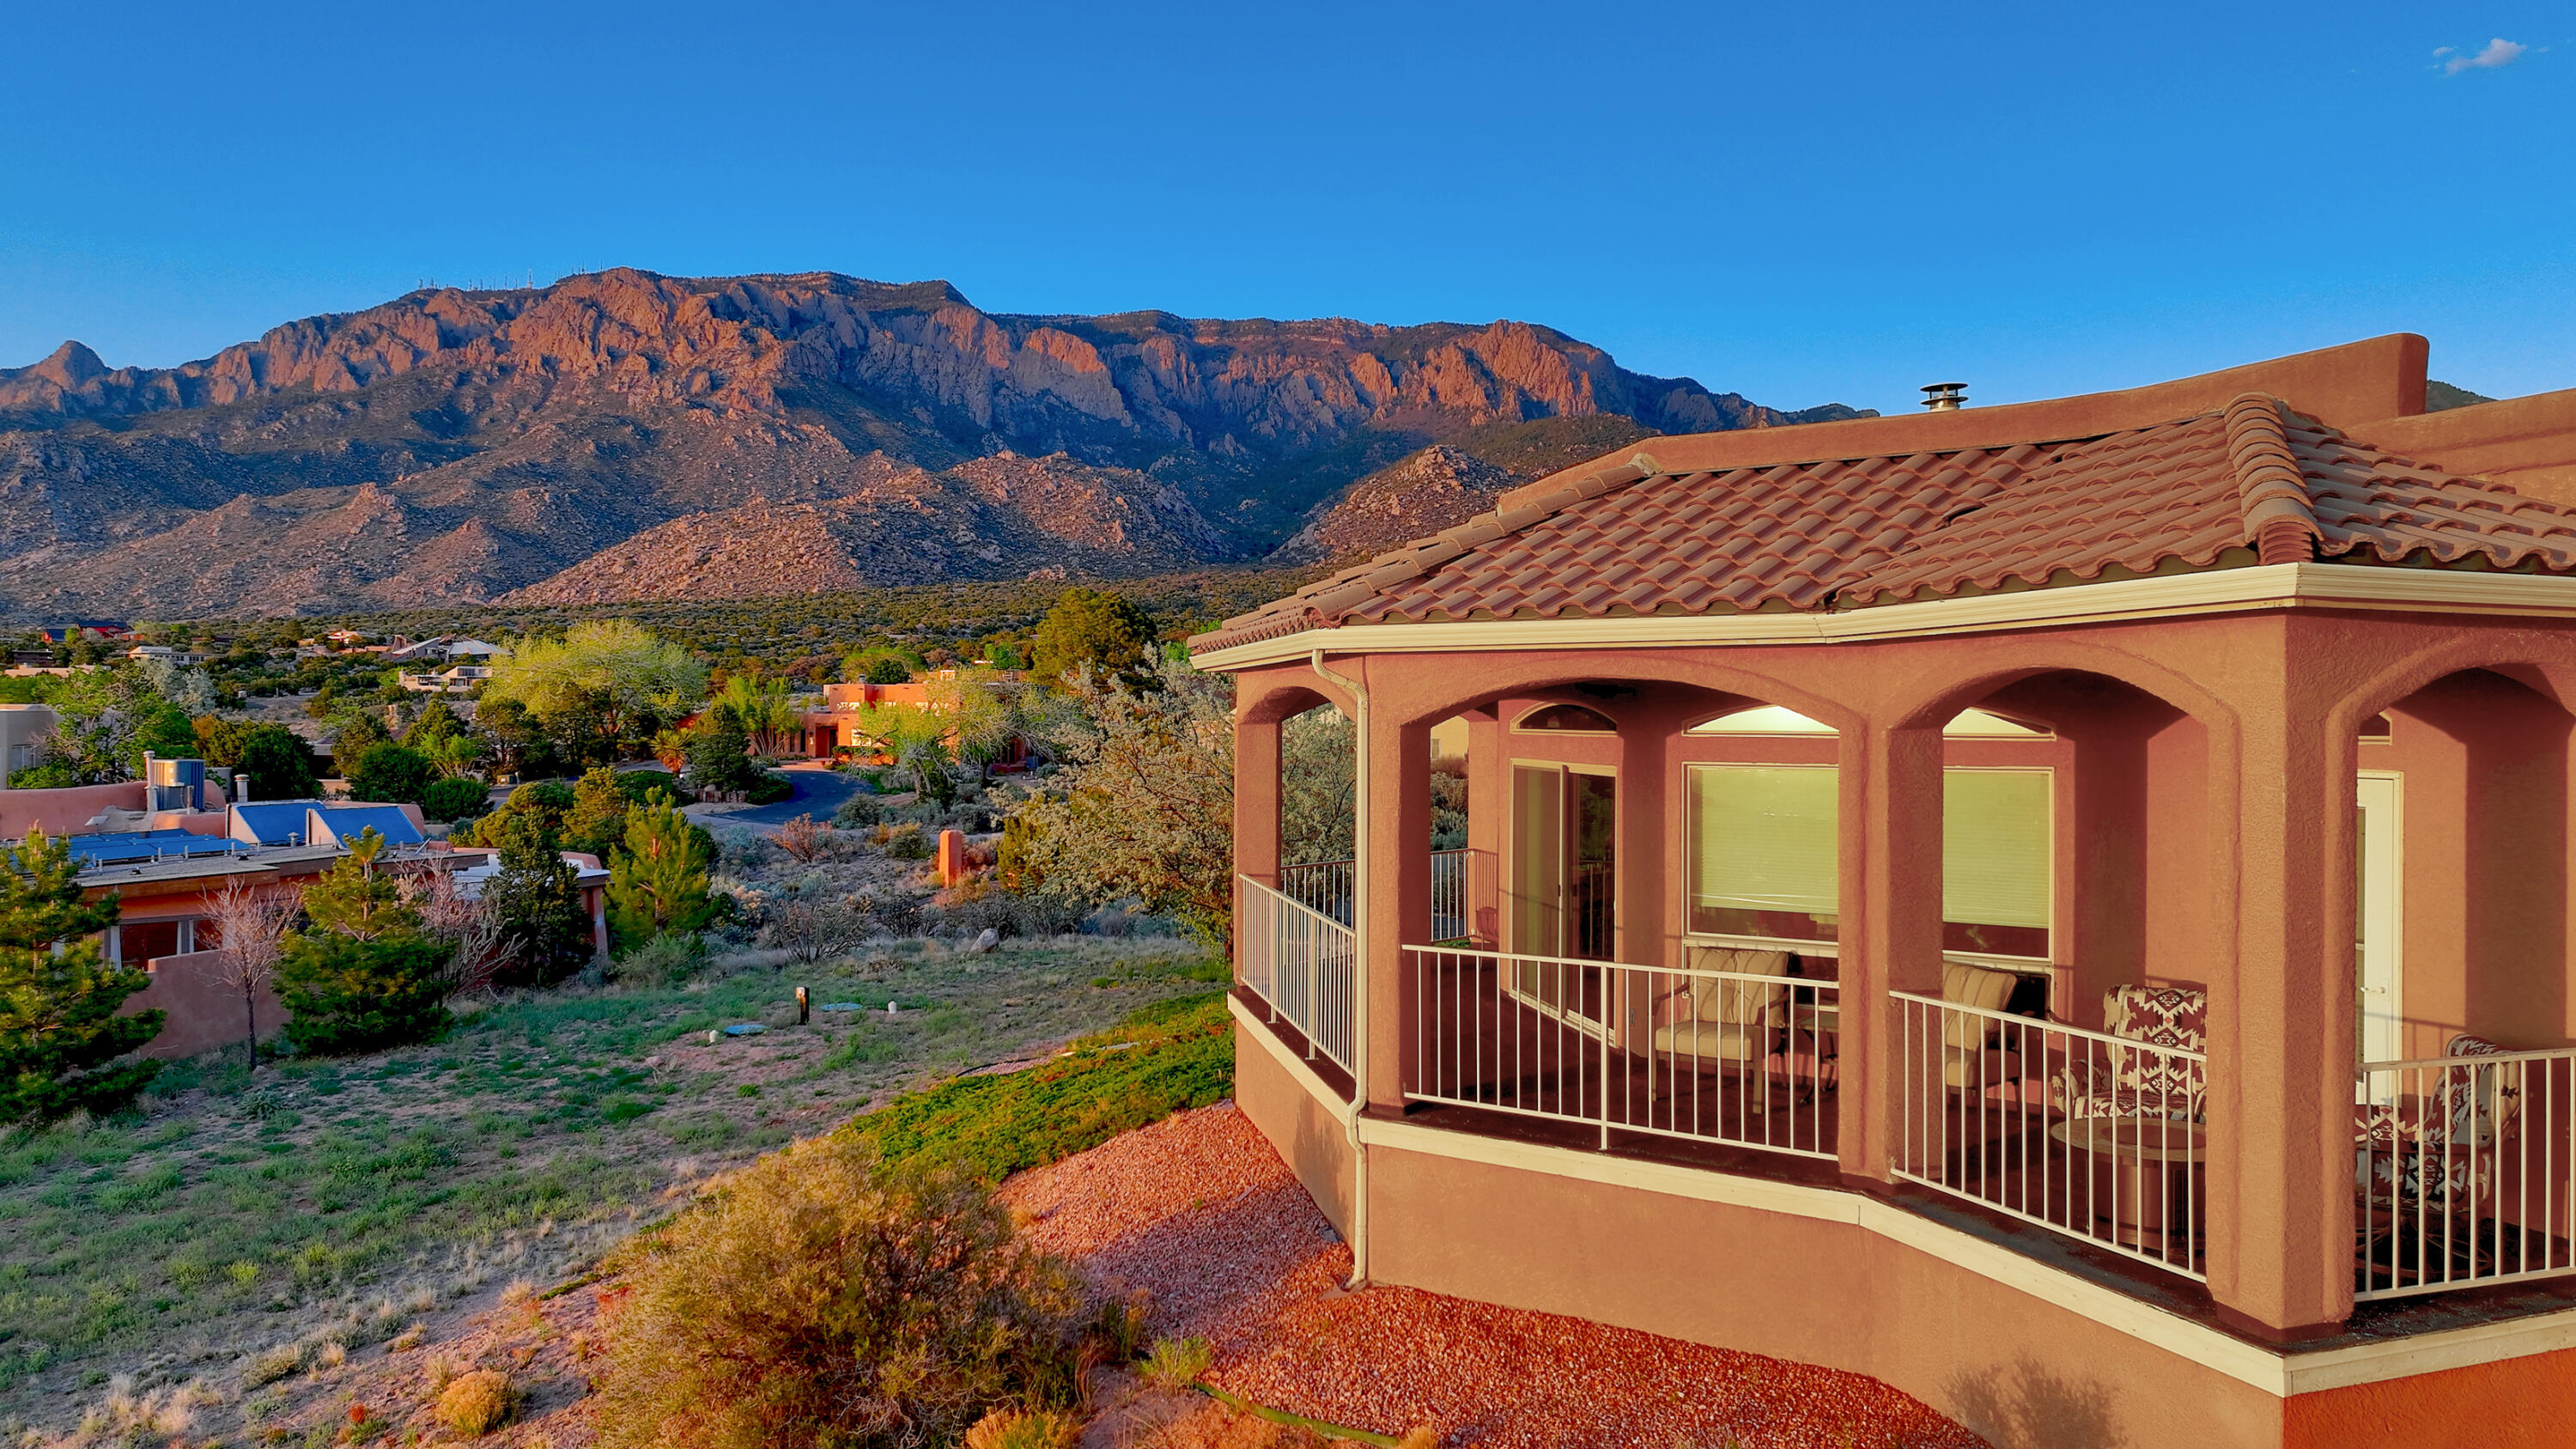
0, 703, 52, 788
1194, 335, 2576, 1449
805, 671, 1032, 764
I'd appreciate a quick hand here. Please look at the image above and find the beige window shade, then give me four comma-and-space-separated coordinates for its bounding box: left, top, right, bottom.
1690, 765, 1839, 915
1942, 769, 2051, 929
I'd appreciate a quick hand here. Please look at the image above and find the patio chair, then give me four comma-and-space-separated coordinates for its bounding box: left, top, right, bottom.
2052, 983, 2208, 1122
1931, 962, 2026, 1093
2355, 1033, 2522, 1211
1654, 947, 1792, 1068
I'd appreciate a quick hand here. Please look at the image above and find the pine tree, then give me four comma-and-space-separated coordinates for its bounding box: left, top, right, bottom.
607, 788, 718, 951
562, 766, 631, 861
483, 812, 592, 988
276, 828, 452, 1056
0, 827, 163, 1124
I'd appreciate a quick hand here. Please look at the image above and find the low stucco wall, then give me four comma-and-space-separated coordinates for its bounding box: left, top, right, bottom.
120, 949, 284, 1060
1363, 1143, 2284, 1449
1233, 1019, 1356, 1240
2282, 1347, 2576, 1448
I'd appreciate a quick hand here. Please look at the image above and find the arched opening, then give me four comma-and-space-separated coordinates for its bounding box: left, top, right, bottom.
1889, 667, 2215, 1279
1407, 676, 1858, 1163
2351, 667, 2576, 1295
1276, 701, 1356, 921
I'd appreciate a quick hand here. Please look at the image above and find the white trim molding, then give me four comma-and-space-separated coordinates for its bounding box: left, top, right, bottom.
1195, 563, 2576, 672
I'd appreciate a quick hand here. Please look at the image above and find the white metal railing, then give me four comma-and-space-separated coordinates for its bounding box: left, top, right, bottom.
2356, 1044, 2576, 1300
1278, 858, 1354, 926
1893, 992, 2207, 1281
1237, 874, 1356, 1074
1431, 849, 1469, 941
1406, 946, 1838, 1160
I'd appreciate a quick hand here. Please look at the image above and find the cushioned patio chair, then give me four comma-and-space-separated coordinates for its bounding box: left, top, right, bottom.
2354, 1033, 2526, 1285
1654, 947, 1793, 1067
2052, 983, 2208, 1122
1934, 962, 2026, 1094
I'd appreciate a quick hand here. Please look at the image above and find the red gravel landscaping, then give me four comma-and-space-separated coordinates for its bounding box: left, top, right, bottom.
1001, 1104, 1988, 1449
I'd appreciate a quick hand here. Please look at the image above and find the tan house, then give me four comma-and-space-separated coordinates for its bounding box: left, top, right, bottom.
1194, 335, 2576, 1449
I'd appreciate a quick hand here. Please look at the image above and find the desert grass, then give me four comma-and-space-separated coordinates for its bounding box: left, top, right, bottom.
0, 934, 1223, 1437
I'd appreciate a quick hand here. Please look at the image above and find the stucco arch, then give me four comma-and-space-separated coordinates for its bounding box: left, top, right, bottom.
2331, 633, 2576, 734
1364, 649, 1872, 740
1881, 637, 2241, 739
1238, 673, 1355, 728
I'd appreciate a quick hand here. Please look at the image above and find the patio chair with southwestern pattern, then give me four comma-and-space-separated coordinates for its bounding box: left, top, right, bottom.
2053, 984, 2208, 1123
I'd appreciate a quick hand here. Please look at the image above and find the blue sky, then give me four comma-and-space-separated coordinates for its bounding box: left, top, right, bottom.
2, 2, 2568, 416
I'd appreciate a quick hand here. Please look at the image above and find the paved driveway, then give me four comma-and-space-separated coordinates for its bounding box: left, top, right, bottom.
688, 762, 866, 835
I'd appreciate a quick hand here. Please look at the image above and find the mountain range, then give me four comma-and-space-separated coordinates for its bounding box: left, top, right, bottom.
0, 270, 1869, 619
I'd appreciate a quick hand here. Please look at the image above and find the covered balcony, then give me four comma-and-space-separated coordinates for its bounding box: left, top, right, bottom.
1230, 647, 2576, 1335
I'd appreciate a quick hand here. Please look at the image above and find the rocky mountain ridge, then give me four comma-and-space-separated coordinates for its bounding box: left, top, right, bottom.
0, 270, 1868, 618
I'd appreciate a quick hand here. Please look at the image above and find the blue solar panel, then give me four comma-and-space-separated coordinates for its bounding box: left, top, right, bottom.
64, 831, 246, 868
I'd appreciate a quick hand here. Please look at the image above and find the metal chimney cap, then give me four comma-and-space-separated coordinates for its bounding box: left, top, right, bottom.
1921, 382, 1968, 411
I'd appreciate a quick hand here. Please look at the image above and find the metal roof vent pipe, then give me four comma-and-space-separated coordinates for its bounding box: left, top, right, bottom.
1922, 382, 1968, 411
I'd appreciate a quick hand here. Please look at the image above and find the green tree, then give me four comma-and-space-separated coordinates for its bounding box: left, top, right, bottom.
608, 789, 718, 951
483, 813, 592, 988
562, 767, 631, 860
1028, 587, 1154, 686
131, 703, 200, 771
483, 620, 706, 758
401, 698, 468, 751
461, 780, 576, 849
420, 776, 491, 823
1005, 657, 1234, 950
330, 712, 389, 777
234, 724, 323, 800
276, 830, 452, 1055
683, 709, 757, 794
842, 649, 915, 685
349, 742, 435, 804
0, 828, 162, 1124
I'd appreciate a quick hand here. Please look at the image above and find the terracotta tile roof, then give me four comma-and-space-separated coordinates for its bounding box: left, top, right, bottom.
1192, 394, 2576, 654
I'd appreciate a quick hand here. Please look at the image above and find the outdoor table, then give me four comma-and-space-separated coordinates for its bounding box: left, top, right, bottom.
2048, 1117, 2207, 1255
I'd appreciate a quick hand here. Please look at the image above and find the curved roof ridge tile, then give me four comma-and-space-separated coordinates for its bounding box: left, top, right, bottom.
2223, 393, 2324, 564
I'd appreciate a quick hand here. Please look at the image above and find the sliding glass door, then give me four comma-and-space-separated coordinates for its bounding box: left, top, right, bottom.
1509, 764, 1616, 1017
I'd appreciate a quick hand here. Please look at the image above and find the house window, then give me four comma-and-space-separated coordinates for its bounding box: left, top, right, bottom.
1941, 769, 2052, 959
1685, 764, 2055, 957
1514, 703, 1616, 734
120, 920, 182, 963
1686, 765, 1839, 943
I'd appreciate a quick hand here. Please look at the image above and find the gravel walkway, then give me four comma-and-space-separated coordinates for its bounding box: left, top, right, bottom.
1003, 1105, 1987, 1449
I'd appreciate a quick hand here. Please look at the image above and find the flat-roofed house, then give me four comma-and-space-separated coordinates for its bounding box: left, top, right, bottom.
1195, 335, 2576, 1449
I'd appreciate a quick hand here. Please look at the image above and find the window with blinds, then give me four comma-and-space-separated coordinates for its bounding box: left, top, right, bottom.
1941, 768, 2052, 958
1685, 763, 2054, 956
1687, 764, 1839, 943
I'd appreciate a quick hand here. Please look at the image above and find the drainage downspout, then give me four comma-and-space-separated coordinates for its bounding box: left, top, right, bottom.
1309, 647, 1370, 1288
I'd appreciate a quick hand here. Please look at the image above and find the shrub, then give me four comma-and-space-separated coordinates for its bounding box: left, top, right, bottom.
434, 1368, 519, 1436
832, 793, 884, 829
240, 1343, 302, 1388
775, 813, 829, 861
614, 932, 705, 989
594, 1136, 1077, 1449
963, 1407, 1079, 1449
1140, 1336, 1213, 1391
420, 776, 490, 823
613, 768, 690, 805
745, 770, 796, 806
883, 823, 931, 861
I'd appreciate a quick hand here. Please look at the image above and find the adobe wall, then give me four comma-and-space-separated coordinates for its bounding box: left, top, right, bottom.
1363, 1142, 2286, 1449
2357, 385, 2576, 507
0, 781, 147, 841
120, 949, 285, 1060
1232, 1019, 1355, 1239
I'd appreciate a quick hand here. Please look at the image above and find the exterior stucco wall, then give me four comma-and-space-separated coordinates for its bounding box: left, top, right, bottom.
1362, 1143, 2286, 1449
120, 949, 286, 1060
1233, 1019, 1355, 1239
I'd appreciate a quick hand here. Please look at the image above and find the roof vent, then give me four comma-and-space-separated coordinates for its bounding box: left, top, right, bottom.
1921, 382, 1967, 412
